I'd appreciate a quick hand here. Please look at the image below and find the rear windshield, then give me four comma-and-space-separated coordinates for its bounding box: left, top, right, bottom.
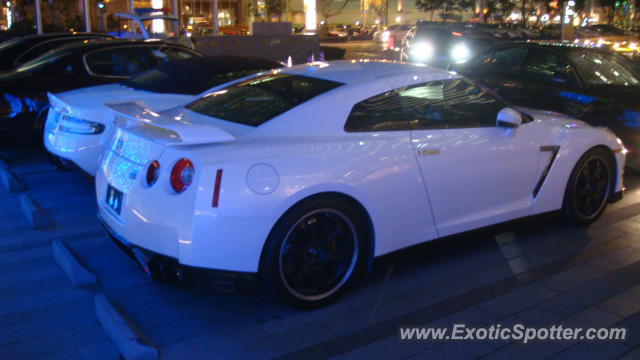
185, 73, 343, 126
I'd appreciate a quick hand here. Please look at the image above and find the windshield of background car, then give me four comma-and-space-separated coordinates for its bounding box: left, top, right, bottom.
569, 50, 640, 86
186, 73, 343, 126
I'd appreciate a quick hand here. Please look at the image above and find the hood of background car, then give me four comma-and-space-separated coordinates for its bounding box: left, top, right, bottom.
516, 107, 590, 128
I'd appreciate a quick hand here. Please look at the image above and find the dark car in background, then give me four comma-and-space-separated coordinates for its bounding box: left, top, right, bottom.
453, 42, 640, 168
0, 39, 200, 141
400, 26, 495, 68
0, 32, 115, 72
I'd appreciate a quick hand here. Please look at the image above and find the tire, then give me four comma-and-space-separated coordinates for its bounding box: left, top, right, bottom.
261, 196, 368, 308
563, 147, 613, 226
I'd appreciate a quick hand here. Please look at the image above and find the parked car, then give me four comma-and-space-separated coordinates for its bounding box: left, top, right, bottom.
96, 60, 624, 307
0, 32, 115, 72
0, 39, 200, 142
44, 55, 282, 174
451, 41, 640, 169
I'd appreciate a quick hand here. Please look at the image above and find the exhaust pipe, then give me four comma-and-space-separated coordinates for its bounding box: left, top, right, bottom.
131, 247, 184, 284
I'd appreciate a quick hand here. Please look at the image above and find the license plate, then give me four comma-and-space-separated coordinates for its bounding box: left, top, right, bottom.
105, 184, 123, 215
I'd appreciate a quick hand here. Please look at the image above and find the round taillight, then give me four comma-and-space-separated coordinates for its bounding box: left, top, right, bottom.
170, 158, 195, 193
146, 160, 160, 187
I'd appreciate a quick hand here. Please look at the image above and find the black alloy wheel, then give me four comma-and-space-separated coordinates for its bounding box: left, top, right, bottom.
279, 209, 358, 302
563, 148, 613, 226
261, 196, 366, 308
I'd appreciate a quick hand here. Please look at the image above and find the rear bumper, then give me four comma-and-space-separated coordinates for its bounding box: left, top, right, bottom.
98, 212, 257, 294
43, 121, 105, 175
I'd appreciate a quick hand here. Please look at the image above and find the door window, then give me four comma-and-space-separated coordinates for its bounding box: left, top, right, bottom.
400, 79, 508, 129
523, 49, 578, 87
85, 47, 157, 77
472, 46, 528, 77
344, 90, 409, 132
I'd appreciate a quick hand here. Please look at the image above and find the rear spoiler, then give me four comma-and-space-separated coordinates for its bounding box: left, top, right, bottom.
107, 102, 235, 145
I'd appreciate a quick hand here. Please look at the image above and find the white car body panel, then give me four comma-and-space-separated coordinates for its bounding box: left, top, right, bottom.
43, 84, 193, 175
95, 61, 625, 274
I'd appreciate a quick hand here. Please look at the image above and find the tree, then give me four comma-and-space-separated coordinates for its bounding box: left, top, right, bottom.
438, 0, 473, 21
597, 0, 616, 24
484, 0, 516, 22
318, 0, 354, 23
265, 0, 286, 20
415, 0, 445, 21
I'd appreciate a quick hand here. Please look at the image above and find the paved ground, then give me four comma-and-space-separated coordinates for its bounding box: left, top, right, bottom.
2, 143, 640, 360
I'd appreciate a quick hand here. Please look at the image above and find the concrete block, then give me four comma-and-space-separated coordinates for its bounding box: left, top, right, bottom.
52, 239, 98, 287
0, 166, 26, 192
20, 194, 54, 229
94, 294, 158, 360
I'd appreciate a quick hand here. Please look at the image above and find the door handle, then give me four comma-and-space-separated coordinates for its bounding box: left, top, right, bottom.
418, 149, 440, 156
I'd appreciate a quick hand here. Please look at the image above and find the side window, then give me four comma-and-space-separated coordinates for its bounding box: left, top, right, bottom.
400, 79, 507, 129
523, 49, 578, 87
85, 47, 157, 77
344, 90, 409, 132
490, 46, 528, 77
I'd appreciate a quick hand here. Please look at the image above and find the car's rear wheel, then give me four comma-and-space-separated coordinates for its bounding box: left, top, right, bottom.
563, 147, 613, 226
261, 196, 366, 308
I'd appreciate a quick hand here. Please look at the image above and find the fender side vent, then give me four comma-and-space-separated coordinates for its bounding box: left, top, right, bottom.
533, 145, 561, 198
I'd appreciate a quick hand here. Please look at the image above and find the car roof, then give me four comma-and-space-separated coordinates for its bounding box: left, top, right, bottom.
512, 41, 612, 53
15, 32, 113, 42
280, 60, 451, 84
50, 38, 192, 54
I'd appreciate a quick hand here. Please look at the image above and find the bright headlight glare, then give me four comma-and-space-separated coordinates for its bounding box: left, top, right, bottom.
410, 42, 434, 61
381, 31, 390, 42
451, 43, 471, 62
58, 114, 105, 134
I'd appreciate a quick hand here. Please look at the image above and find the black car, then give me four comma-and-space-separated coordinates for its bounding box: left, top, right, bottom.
453, 42, 640, 168
121, 55, 283, 95
0, 32, 115, 71
400, 26, 494, 68
0, 39, 200, 141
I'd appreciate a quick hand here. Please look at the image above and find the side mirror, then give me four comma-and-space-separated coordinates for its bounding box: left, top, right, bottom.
497, 107, 522, 128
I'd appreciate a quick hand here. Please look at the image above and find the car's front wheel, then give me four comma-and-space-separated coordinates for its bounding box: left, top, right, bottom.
261, 196, 366, 308
563, 147, 613, 226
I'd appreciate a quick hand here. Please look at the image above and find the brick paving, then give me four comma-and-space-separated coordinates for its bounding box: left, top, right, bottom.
1, 144, 640, 359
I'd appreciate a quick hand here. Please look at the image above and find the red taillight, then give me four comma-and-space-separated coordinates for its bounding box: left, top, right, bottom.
451, 31, 463, 37
146, 160, 160, 187
170, 158, 194, 193
387, 36, 395, 50
212, 169, 223, 207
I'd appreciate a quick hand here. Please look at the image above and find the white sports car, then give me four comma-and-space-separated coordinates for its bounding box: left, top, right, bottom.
96, 60, 625, 307
44, 56, 282, 175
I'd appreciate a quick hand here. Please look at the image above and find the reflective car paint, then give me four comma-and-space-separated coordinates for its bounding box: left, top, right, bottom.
95, 61, 624, 274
